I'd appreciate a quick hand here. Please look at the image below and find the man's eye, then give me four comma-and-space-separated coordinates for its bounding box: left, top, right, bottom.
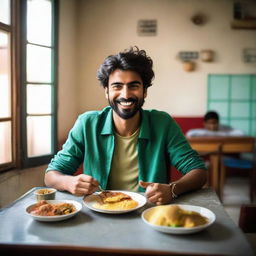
112, 85, 122, 90
129, 84, 140, 89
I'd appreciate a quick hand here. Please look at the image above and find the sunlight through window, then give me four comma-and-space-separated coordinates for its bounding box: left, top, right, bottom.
25, 0, 55, 159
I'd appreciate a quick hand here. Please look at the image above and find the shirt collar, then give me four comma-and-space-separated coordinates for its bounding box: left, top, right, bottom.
100, 107, 150, 139
138, 109, 150, 140
101, 107, 114, 135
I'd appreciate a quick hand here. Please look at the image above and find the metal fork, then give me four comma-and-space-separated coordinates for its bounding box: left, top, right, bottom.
98, 185, 107, 192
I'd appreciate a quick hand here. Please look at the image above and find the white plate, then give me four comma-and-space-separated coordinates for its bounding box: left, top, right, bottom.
26, 200, 82, 222
142, 204, 216, 234
83, 191, 147, 214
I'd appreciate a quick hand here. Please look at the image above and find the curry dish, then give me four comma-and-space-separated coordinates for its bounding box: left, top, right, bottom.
93, 191, 138, 210
29, 200, 76, 216
148, 205, 208, 228
35, 189, 55, 195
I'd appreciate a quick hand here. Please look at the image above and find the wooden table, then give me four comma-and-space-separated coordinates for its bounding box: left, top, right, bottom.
188, 136, 255, 198
0, 187, 254, 256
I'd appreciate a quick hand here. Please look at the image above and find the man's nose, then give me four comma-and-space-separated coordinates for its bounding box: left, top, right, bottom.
120, 86, 130, 98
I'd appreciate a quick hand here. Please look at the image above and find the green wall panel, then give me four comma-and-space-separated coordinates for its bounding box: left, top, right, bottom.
208, 74, 256, 137
252, 76, 256, 100
230, 102, 250, 118
231, 76, 250, 100
252, 119, 256, 136
208, 75, 229, 100
230, 119, 250, 134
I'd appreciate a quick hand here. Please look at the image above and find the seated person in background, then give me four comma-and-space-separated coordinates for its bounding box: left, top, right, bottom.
186, 111, 244, 137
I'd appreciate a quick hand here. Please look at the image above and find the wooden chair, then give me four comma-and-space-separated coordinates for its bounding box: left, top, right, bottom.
239, 204, 256, 254
189, 140, 222, 196
220, 137, 256, 202
239, 204, 256, 233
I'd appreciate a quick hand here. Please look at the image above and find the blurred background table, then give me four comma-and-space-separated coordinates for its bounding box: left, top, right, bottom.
188, 136, 255, 201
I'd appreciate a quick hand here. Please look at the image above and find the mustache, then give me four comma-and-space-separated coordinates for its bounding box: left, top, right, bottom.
115, 97, 138, 103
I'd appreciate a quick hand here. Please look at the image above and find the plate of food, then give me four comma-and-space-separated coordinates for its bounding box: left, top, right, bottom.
83, 190, 147, 214
142, 204, 215, 234
26, 200, 82, 222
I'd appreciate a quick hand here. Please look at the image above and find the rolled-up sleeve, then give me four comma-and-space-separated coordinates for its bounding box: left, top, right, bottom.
46, 116, 85, 175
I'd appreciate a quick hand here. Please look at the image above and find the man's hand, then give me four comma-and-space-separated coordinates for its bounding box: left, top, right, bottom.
67, 174, 99, 196
139, 181, 172, 205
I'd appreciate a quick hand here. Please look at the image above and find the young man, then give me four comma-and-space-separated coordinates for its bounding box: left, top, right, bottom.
186, 111, 244, 137
45, 47, 207, 205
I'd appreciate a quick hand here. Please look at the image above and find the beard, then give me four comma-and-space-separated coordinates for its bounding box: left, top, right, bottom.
108, 96, 145, 120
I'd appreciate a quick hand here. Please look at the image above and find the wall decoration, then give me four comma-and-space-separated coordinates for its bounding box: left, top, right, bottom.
200, 50, 214, 62
177, 49, 214, 72
243, 48, 256, 63
182, 61, 196, 72
179, 51, 198, 61
191, 14, 207, 26
137, 20, 157, 36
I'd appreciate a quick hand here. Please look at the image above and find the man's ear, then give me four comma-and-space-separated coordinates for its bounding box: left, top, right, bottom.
104, 87, 109, 99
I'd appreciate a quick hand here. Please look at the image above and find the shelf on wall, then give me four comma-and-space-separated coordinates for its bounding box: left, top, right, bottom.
231, 19, 256, 29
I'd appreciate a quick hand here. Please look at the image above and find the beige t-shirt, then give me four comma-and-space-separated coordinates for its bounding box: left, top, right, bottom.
107, 129, 139, 191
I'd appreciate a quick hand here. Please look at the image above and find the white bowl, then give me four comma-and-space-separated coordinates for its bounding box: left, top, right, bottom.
34, 188, 57, 201
142, 204, 216, 234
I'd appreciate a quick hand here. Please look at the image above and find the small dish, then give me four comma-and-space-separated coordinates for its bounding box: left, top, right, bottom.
34, 188, 57, 201
142, 204, 216, 234
26, 200, 82, 222
83, 190, 147, 214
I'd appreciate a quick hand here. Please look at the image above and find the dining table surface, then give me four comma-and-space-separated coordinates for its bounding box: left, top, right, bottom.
0, 187, 254, 256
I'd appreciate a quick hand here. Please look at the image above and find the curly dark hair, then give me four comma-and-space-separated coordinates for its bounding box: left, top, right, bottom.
204, 111, 219, 122
97, 46, 154, 88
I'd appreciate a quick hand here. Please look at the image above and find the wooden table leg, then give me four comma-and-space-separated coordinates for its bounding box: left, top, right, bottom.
209, 154, 220, 198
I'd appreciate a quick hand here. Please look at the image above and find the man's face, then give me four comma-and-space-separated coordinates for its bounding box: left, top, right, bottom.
204, 118, 219, 131
105, 69, 147, 120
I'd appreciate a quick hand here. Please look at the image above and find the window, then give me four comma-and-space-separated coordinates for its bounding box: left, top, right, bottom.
0, 0, 58, 172
207, 74, 256, 137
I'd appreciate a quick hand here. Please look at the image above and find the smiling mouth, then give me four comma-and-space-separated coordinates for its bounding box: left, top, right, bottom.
119, 101, 134, 106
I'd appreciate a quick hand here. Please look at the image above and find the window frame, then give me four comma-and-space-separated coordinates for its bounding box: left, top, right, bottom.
0, 0, 58, 172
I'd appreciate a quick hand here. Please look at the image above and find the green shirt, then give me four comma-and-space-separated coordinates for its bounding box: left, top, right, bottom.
47, 106, 206, 192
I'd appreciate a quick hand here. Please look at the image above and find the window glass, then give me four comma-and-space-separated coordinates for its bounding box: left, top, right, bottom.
27, 116, 52, 157
26, 44, 52, 83
208, 75, 229, 100
0, 31, 11, 118
0, 0, 10, 25
27, 0, 52, 46
231, 76, 250, 100
0, 121, 12, 164
27, 84, 52, 114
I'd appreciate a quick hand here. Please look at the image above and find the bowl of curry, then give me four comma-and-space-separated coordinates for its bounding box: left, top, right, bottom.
34, 188, 57, 201
142, 204, 215, 234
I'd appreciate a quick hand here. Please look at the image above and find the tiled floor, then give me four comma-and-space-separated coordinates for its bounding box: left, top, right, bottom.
222, 176, 256, 255
223, 176, 251, 225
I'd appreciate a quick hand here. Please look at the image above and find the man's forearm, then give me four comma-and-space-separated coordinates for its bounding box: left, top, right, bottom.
44, 170, 72, 192
173, 169, 207, 196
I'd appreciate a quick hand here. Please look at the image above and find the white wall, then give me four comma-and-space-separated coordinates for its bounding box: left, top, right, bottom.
58, 0, 79, 141
74, 0, 256, 118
